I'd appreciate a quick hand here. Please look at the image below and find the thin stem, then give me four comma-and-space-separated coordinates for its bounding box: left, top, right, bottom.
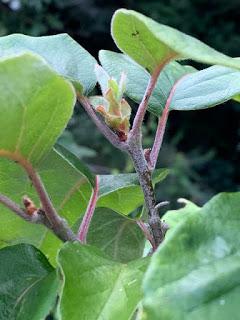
78, 175, 99, 243
77, 94, 127, 151
124, 61, 174, 247
129, 57, 173, 140
149, 103, 170, 169
0, 193, 51, 228
149, 75, 188, 169
27, 166, 76, 241
0, 193, 37, 221
0, 150, 76, 242
136, 220, 156, 250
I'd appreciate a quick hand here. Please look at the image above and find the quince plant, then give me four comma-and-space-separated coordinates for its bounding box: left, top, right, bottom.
0, 8, 239, 320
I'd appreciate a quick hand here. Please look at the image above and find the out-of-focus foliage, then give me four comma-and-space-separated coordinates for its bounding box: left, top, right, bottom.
0, 0, 239, 206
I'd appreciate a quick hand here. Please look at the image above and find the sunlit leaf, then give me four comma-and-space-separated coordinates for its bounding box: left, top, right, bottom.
0, 53, 75, 166
112, 9, 240, 73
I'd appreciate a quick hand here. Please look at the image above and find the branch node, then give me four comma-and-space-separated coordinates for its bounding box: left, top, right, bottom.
77, 94, 128, 152
155, 201, 170, 211
22, 195, 38, 215
136, 220, 156, 250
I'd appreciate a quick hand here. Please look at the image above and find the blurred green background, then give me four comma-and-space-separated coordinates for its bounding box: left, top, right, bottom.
1, 0, 239, 207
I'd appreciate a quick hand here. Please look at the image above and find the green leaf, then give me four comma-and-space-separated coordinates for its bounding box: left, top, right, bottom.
162, 199, 200, 238
0, 53, 75, 166
99, 50, 195, 116
170, 64, 240, 110
111, 9, 240, 73
55, 144, 95, 187
57, 242, 149, 320
233, 94, 240, 102
0, 33, 97, 93
57, 130, 97, 159
98, 169, 169, 215
95, 64, 110, 94
0, 149, 92, 264
143, 192, 240, 319
0, 244, 59, 320
17, 271, 59, 320
83, 207, 145, 263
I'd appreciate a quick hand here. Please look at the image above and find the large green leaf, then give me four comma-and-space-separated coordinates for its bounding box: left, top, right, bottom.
111, 9, 240, 73
0, 53, 75, 166
0, 149, 92, 264
170, 64, 240, 110
57, 242, 149, 320
0, 34, 97, 93
143, 192, 240, 319
82, 207, 145, 263
98, 168, 169, 215
162, 199, 201, 238
0, 244, 59, 320
99, 50, 195, 116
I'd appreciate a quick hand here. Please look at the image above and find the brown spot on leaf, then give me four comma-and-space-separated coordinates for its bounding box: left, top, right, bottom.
131, 30, 139, 37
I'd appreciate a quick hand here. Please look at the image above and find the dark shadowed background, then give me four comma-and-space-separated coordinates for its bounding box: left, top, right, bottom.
1, 0, 239, 208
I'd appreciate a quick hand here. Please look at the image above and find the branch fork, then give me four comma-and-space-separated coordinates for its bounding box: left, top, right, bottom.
1, 57, 175, 247
0, 153, 76, 242
77, 57, 180, 249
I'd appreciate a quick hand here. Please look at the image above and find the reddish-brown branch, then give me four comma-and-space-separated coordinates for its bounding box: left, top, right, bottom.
149, 102, 170, 169
149, 75, 187, 169
78, 175, 99, 243
129, 57, 174, 141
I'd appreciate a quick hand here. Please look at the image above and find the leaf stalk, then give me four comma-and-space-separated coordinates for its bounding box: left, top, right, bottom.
78, 175, 99, 243
149, 75, 186, 169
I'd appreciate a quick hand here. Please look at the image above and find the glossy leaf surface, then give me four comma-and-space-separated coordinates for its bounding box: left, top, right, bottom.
143, 192, 240, 319
58, 242, 149, 320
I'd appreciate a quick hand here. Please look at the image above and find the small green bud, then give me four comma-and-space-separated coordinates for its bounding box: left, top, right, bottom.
91, 65, 132, 140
